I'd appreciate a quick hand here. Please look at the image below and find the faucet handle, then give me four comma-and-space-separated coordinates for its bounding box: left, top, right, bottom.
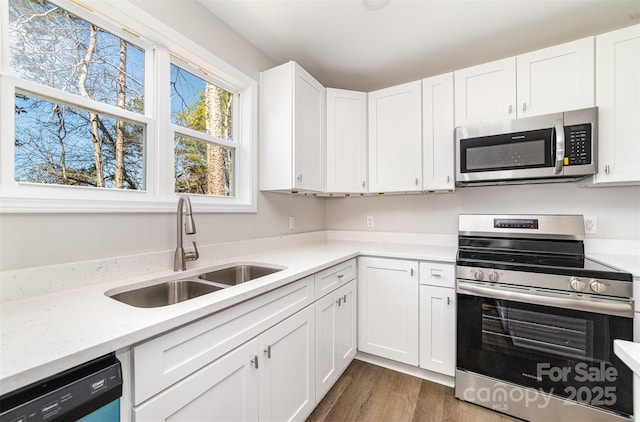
185, 241, 199, 262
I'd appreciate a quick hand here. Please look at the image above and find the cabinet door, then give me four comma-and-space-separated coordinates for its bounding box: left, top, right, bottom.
419, 285, 456, 376
326, 88, 367, 193
594, 24, 640, 184
368, 81, 422, 192
133, 339, 259, 422
517, 37, 594, 117
259, 305, 316, 422
315, 289, 339, 402
294, 63, 325, 192
335, 280, 357, 372
358, 257, 419, 365
315, 280, 357, 403
454, 57, 516, 126
422, 73, 455, 191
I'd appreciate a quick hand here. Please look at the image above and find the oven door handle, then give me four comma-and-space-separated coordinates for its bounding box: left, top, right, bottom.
457, 282, 634, 317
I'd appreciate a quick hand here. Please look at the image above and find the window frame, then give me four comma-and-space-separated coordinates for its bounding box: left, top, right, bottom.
0, 0, 257, 213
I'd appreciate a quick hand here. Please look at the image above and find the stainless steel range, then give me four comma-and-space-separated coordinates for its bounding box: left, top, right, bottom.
455, 214, 634, 422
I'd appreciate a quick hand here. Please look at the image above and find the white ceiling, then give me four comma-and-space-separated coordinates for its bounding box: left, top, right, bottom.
199, 0, 640, 92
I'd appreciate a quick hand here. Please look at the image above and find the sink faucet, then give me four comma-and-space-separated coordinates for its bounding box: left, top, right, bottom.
174, 195, 199, 271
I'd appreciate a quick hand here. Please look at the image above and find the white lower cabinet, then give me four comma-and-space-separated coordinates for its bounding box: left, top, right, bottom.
315, 280, 357, 401
419, 285, 456, 376
134, 338, 260, 421
358, 257, 419, 365
134, 305, 315, 422
259, 305, 316, 422
419, 262, 456, 377
130, 261, 363, 422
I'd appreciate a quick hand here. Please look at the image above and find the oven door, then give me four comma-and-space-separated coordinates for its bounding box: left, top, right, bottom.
456, 281, 634, 418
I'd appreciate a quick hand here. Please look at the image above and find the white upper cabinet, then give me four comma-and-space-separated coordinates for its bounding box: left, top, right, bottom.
326, 88, 368, 193
517, 37, 594, 117
455, 57, 516, 126
260, 61, 325, 192
455, 37, 595, 126
368, 80, 423, 192
593, 24, 640, 185
422, 73, 455, 191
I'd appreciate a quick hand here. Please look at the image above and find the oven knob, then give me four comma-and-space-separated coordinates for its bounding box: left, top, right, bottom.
569, 277, 586, 291
589, 279, 607, 294
489, 271, 500, 282
474, 270, 484, 281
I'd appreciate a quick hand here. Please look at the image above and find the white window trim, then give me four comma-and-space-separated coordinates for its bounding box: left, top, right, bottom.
0, 0, 257, 213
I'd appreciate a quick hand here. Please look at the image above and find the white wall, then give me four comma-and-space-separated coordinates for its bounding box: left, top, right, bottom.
325, 183, 640, 241
0, 1, 325, 271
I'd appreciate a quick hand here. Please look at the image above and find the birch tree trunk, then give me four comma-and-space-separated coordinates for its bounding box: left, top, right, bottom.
205, 84, 225, 196
53, 104, 68, 184
77, 24, 104, 187
115, 38, 126, 188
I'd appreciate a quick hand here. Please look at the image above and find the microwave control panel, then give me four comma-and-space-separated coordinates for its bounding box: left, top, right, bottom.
564, 123, 592, 166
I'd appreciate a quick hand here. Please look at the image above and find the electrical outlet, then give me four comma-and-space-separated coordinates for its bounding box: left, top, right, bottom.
366, 215, 374, 228
584, 216, 597, 234
289, 216, 295, 230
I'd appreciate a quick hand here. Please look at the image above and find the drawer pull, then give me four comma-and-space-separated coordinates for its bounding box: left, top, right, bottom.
337, 274, 344, 279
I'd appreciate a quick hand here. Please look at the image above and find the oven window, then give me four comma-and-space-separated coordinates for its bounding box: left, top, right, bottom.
466, 139, 546, 170
481, 302, 593, 360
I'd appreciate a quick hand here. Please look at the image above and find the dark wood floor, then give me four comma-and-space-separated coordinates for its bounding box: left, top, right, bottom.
307, 360, 522, 422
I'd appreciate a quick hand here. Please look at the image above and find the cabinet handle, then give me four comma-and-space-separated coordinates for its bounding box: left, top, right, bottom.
297, 174, 303, 182
447, 297, 451, 305
342, 294, 347, 304
410, 268, 415, 277
415, 178, 419, 186
605, 165, 610, 175
337, 297, 342, 306
264, 345, 272, 359
522, 102, 527, 112
362, 181, 366, 188
508, 104, 513, 114
446, 175, 450, 183
251, 355, 259, 369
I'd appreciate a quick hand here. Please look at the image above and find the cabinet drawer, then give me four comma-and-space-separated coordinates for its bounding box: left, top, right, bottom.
315, 259, 356, 298
419, 262, 455, 288
132, 276, 314, 405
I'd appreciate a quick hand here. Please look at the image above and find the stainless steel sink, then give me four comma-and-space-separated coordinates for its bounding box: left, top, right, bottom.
198, 264, 283, 286
108, 279, 223, 308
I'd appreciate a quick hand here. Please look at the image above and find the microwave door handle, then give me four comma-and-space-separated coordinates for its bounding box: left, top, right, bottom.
554, 119, 565, 175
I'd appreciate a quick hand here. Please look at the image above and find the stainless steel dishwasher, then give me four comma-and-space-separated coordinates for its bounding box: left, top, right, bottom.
0, 353, 122, 422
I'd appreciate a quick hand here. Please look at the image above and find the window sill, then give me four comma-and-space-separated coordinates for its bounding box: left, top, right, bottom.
0, 195, 257, 214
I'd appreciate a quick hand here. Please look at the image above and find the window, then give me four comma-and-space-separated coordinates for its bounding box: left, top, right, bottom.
170, 63, 236, 197
0, 0, 257, 212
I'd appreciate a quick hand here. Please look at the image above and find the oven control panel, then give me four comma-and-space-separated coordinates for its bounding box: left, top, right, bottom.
493, 218, 539, 229
456, 266, 631, 299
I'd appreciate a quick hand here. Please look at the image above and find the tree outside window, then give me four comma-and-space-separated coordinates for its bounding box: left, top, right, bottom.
9, 0, 145, 189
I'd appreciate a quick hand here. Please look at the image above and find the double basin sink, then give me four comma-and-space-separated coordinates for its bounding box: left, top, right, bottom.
108, 264, 284, 308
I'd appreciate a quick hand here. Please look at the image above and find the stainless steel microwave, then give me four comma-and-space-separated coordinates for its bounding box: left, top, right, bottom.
455, 107, 597, 186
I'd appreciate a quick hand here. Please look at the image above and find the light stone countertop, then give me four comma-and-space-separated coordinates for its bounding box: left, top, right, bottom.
614, 340, 640, 376
0, 239, 457, 395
